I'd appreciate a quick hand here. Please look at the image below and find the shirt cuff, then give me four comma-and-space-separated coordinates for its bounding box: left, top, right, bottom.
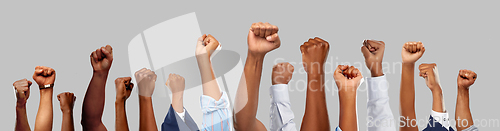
176, 108, 186, 122
200, 91, 230, 113
335, 126, 342, 131
366, 75, 388, 100
270, 84, 290, 104
430, 110, 450, 129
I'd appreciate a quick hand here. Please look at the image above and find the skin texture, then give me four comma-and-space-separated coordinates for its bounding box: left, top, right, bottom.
195, 34, 222, 100
334, 65, 363, 131
115, 77, 133, 131
135, 68, 158, 131
419, 63, 445, 113
233, 22, 279, 131
166, 73, 185, 113
81, 45, 113, 131
361, 40, 385, 77
272, 62, 294, 85
33, 66, 56, 131
299, 37, 330, 131
455, 70, 477, 130
57, 92, 76, 131
14, 79, 32, 131
399, 41, 425, 131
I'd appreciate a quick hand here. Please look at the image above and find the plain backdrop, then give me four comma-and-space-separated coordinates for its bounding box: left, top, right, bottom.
1, 1, 499, 130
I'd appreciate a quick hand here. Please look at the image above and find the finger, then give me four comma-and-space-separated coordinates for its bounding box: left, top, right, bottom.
35, 68, 44, 75
361, 46, 371, 59
102, 47, 113, 61
271, 25, 278, 35
105, 45, 113, 54
287, 63, 294, 72
27, 80, 32, 87
251, 23, 260, 36
259, 23, 266, 37
96, 48, 103, 60
92, 51, 98, 63
264, 23, 272, 37
266, 33, 279, 42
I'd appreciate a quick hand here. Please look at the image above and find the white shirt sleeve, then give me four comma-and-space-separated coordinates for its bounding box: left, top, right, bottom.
366, 75, 396, 131
175, 108, 186, 122
430, 110, 451, 129
270, 84, 298, 131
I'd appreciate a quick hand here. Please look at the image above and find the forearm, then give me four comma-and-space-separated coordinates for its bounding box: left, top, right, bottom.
139, 96, 158, 131
81, 72, 108, 126
61, 111, 75, 131
34, 88, 53, 131
301, 73, 330, 131
339, 90, 357, 131
400, 63, 417, 130
170, 92, 184, 113
16, 106, 31, 131
455, 89, 473, 130
431, 88, 445, 113
115, 101, 130, 131
197, 57, 222, 100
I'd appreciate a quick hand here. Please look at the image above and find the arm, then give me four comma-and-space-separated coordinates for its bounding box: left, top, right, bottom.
14, 79, 32, 131
233, 22, 280, 131
334, 65, 363, 131
399, 41, 425, 131
58, 92, 76, 131
455, 70, 477, 130
362, 40, 396, 131
33, 66, 56, 131
115, 77, 134, 131
196, 34, 222, 100
81, 45, 113, 131
299, 37, 330, 131
136, 68, 158, 131
270, 63, 297, 131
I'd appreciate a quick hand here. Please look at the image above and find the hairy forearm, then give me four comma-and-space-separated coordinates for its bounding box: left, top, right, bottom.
400, 63, 417, 130
197, 57, 222, 100
139, 96, 157, 131
34, 88, 53, 131
338, 90, 357, 131
115, 101, 130, 131
81, 72, 108, 126
455, 89, 473, 130
61, 111, 75, 131
16, 106, 31, 131
431, 88, 445, 113
301, 73, 330, 131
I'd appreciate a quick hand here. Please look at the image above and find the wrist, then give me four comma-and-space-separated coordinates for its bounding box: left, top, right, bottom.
16, 102, 26, 109
115, 98, 126, 103
61, 109, 73, 114
248, 50, 266, 59
431, 87, 443, 94
93, 71, 109, 78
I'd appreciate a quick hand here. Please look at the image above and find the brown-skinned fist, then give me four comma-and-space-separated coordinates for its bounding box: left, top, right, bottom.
248, 22, 280, 56
33, 66, 56, 88
90, 45, 113, 73
457, 69, 477, 90
115, 77, 134, 101
13, 79, 32, 106
57, 92, 76, 113
300, 37, 330, 75
361, 40, 385, 77
401, 41, 425, 63
272, 62, 294, 85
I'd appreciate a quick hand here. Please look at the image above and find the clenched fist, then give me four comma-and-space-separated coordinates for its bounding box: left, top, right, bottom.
33, 66, 56, 88
401, 41, 425, 63
272, 62, 294, 85
333, 65, 363, 93
419, 63, 441, 91
135, 68, 157, 97
166, 73, 185, 94
361, 40, 385, 77
90, 45, 113, 73
57, 92, 76, 113
457, 69, 477, 90
13, 79, 32, 106
115, 77, 134, 101
248, 22, 280, 56
300, 37, 330, 75
196, 34, 220, 59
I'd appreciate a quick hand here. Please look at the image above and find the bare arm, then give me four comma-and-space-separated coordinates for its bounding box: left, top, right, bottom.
33, 66, 56, 131
136, 68, 158, 131
115, 77, 133, 131
58, 92, 76, 131
455, 70, 477, 130
335, 65, 363, 131
196, 34, 222, 100
14, 79, 32, 131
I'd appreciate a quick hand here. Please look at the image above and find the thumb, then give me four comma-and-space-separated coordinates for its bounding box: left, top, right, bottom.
361, 46, 371, 59
266, 33, 279, 42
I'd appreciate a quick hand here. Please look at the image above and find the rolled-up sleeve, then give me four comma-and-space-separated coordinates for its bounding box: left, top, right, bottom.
200, 91, 233, 131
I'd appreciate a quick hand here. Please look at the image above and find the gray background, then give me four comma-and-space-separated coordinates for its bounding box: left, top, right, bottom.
1, 0, 499, 130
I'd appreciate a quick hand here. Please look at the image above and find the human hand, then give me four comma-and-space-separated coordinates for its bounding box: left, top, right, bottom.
90, 45, 113, 73
361, 40, 385, 77
195, 34, 220, 59
57, 92, 76, 113
13, 79, 32, 106
248, 22, 280, 56
115, 77, 134, 101
419, 63, 441, 91
135, 68, 157, 97
272, 62, 294, 85
457, 69, 477, 90
300, 37, 330, 75
32, 66, 56, 88
401, 41, 425, 63
166, 73, 185, 94
333, 65, 363, 93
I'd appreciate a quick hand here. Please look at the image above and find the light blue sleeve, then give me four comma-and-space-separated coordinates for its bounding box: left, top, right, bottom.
200, 91, 233, 131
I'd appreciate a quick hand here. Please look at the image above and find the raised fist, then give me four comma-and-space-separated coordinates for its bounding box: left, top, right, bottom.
196, 34, 220, 59
166, 73, 185, 94
13, 79, 32, 106
32, 66, 56, 87
419, 63, 441, 91
361, 40, 385, 77
272, 62, 294, 85
57, 92, 76, 113
248, 22, 280, 56
457, 69, 477, 90
135, 68, 157, 97
90, 45, 113, 73
300, 37, 330, 75
115, 77, 134, 101
401, 41, 425, 63
333, 65, 363, 93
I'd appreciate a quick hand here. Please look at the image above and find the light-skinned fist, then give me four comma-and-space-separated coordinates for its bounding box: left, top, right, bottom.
90, 45, 113, 73
13, 79, 32, 106
457, 69, 477, 90
115, 77, 134, 101
135, 68, 157, 97
361, 40, 385, 77
248, 22, 280, 56
33, 66, 56, 88
333, 65, 363, 93
272, 62, 294, 85
196, 34, 220, 59
166, 73, 185, 94
300, 37, 330, 75
401, 41, 425, 63
57, 92, 76, 113
419, 63, 441, 91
